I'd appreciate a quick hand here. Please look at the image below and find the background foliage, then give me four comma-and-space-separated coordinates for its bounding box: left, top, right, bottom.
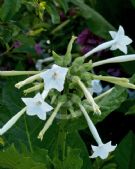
0, 0, 135, 168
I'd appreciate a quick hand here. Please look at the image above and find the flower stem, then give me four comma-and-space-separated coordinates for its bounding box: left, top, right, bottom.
24, 115, 33, 153
79, 104, 103, 145
83, 40, 115, 59
38, 102, 63, 140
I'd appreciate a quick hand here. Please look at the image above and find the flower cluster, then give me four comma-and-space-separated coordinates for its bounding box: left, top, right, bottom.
1, 26, 135, 159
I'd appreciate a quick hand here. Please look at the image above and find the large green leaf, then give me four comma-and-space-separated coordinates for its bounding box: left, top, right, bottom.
0, 145, 47, 169
0, 0, 22, 21
55, 0, 69, 13
70, 0, 115, 38
115, 131, 135, 169
130, 0, 135, 8
65, 86, 127, 132
53, 147, 83, 169
46, 3, 60, 24
67, 131, 92, 169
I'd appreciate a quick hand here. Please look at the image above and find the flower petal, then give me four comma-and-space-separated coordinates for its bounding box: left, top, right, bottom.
90, 142, 117, 159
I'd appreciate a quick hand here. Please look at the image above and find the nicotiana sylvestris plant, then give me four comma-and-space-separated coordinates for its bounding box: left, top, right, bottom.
0, 26, 135, 159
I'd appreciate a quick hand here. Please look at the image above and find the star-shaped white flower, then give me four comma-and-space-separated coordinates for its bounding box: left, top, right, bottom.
22, 93, 53, 120
109, 25, 132, 54
40, 64, 68, 92
90, 141, 117, 159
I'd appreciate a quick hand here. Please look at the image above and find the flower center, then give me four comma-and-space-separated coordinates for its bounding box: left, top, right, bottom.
36, 101, 42, 105
52, 72, 58, 79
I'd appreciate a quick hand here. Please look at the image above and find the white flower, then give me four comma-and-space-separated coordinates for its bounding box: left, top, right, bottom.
79, 104, 116, 159
0, 107, 26, 135
89, 80, 103, 95
83, 26, 132, 59
40, 64, 68, 92
90, 141, 117, 159
109, 25, 132, 54
22, 93, 53, 120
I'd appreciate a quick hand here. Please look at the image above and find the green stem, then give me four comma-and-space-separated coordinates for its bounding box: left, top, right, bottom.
51, 19, 70, 34
24, 115, 33, 153
0, 71, 40, 76
0, 46, 13, 57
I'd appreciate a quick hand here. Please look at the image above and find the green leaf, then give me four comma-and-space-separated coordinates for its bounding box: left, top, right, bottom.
55, 0, 69, 13
70, 0, 115, 38
0, 0, 22, 21
130, 0, 135, 8
115, 131, 135, 169
46, 3, 60, 24
2, 78, 23, 113
0, 145, 47, 169
92, 86, 128, 123
66, 86, 127, 132
63, 147, 83, 169
126, 104, 135, 115
53, 147, 83, 169
63, 36, 77, 66
52, 51, 63, 66
67, 131, 92, 169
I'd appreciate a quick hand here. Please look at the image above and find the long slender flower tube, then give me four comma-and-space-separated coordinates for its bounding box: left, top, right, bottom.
0, 71, 40, 76
83, 26, 132, 59
15, 73, 41, 89
92, 54, 135, 67
79, 104, 117, 159
38, 102, 63, 140
92, 74, 135, 89
74, 76, 101, 115
23, 83, 44, 95
0, 107, 26, 135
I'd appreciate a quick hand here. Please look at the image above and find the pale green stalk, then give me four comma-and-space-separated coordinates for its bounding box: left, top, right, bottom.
24, 83, 44, 95
74, 77, 101, 115
38, 102, 62, 140
93, 75, 135, 89
15, 74, 41, 89
0, 71, 40, 76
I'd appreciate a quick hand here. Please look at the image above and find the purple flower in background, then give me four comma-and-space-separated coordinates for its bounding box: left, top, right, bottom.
77, 28, 103, 55
13, 41, 22, 48
60, 12, 67, 22
107, 68, 121, 77
34, 43, 43, 55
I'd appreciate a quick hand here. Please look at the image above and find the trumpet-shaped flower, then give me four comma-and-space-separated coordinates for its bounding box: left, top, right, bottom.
109, 25, 132, 54
84, 26, 132, 59
79, 104, 116, 159
22, 93, 53, 120
40, 64, 68, 92
90, 141, 117, 159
